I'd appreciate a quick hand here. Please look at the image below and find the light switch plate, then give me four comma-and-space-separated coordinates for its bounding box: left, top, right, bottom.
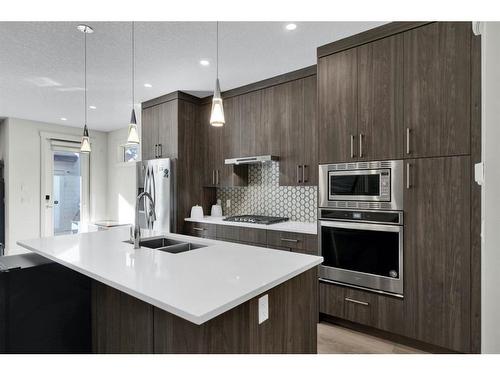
475, 162, 484, 186
258, 294, 269, 324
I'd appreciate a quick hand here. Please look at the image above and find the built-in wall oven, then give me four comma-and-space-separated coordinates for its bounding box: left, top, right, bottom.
318, 160, 404, 296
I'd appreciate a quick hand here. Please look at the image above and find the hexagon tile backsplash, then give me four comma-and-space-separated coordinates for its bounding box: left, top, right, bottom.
217, 162, 317, 222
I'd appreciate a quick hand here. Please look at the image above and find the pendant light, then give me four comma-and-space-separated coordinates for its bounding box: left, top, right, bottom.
77, 24, 93, 153
126, 22, 140, 144
210, 21, 225, 127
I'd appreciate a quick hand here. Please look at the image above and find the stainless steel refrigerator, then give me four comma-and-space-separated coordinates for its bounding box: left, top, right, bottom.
136, 158, 176, 233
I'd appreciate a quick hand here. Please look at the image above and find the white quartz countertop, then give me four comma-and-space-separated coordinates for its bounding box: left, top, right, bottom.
185, 216, 318, 235
17, 228, 322, 325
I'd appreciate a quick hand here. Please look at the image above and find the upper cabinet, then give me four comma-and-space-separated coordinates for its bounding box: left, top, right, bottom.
318, 22, 472, 163
279, 76, 318, 186
141, 99, 178, 160
239, 91, 262, 157
318, 49, 357, 164
357, 34, 404, 160
318, 35, 403, 163
403, 22, 471, 158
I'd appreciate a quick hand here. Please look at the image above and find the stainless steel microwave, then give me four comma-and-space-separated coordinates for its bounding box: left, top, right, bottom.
319, 160, 404, 211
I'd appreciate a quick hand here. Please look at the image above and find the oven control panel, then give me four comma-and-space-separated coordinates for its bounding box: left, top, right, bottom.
319, 209, 403, 225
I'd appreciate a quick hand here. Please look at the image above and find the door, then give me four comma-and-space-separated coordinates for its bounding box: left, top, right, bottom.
41, 138, 90, 237
141, 105, 159, 160
318, 48, 358, 164
403, 22, 471, 158
357, 34, 403, 160
404, 156, 471, 352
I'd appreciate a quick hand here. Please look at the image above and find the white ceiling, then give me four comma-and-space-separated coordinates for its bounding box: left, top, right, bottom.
0, 21, 385, 132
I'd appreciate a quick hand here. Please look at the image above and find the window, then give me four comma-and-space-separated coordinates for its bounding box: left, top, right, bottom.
123, 144, 139, 163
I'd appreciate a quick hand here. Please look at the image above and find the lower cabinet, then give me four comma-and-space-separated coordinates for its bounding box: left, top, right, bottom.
319, 281, 405, 337
184, 222, 216, 239
267, 231, 318, 255
183, 222, 318, 255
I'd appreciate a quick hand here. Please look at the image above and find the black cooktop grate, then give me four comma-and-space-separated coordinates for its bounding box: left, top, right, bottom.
223, 215, 290, 225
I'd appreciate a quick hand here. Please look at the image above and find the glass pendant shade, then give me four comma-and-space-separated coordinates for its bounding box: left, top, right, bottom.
80, 124, 91, 153
127, 109, 140, 144
210, 78, 225, 127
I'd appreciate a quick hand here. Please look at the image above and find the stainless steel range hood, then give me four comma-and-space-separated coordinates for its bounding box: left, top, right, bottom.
225, 155, 279, 165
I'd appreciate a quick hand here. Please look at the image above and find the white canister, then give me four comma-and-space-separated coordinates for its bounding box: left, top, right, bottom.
190, 205, 204, 219
211, 204, 223, 217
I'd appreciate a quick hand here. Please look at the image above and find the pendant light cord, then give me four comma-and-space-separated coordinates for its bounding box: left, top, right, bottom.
84, 29, 87, 126
132, 21, 135, 106
216, 21, 219, 79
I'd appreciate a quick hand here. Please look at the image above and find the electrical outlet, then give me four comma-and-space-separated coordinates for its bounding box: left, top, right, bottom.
258, 294, 269, 324
226, 199, 231, 209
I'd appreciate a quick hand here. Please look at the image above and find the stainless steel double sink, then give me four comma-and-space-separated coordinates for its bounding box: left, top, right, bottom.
124, 236, 207, 254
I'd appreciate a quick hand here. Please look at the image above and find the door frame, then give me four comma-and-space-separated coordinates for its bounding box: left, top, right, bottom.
40, 131, 91, 237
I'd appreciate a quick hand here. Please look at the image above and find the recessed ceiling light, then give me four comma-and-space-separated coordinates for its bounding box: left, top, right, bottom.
60, 117, 67, 121
285, 23, 297, 31
144, 83, 152, 88
89, 105, 97, 110
199, 59, 210, 66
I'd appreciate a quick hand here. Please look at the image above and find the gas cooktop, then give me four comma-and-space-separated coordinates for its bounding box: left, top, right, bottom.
223, 215, 290, 225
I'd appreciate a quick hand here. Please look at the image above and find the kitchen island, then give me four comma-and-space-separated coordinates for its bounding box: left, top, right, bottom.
18, 228, 322, 354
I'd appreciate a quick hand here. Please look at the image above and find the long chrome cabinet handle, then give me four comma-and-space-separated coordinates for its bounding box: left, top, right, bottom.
193, 227, 206, 231
406, 162, 411, 189
303, 165, 308, 183
154, 144, 158, 158
280, 238, 299, 243
350, 135, 355, 158
406, 128, 411, 155
297, 165, 302, 184
359, 133, 363, 158
345, 297, 369, 306
216, 170, 219, 185
158, 143, 162, 158
212, 170, 215, 185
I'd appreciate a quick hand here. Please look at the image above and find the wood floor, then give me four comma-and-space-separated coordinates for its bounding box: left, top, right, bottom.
317, 322, 426, 354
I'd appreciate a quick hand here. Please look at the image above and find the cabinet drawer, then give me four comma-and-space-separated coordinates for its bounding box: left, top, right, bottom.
185, 222, 216, 239
267, 231, 318, 254
216, 225, 239, 242
238, 228, 267, 246
344, 289, 377, 327
319, 281, 345, 318
267, 231, 305, 250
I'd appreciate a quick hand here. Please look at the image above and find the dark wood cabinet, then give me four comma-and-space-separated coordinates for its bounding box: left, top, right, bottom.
259, 85, 282, 156
215, 225, 267, 246
267, 231, 318, 255
319, 281, 405, 335
202, 98, 248, 188
319, 36, 403, 163
157, 100, 178, 158
318, 48, 358, 164
403, 156, 471, 352
357, 34, 404, 160
141, 105, 159, 161
239, 90, 262, 157
279, 76, 318, 186
403, 22, 471, 158
184, 222, 216, 239
141, 100, 178, 160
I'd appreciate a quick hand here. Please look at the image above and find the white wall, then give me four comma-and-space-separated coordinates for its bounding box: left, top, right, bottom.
2, 117, 108, 254
106, 127, 137, 225
481, 22, 500, 353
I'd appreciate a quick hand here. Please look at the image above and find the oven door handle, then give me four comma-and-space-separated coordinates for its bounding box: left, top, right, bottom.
319, 220, 402, 233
